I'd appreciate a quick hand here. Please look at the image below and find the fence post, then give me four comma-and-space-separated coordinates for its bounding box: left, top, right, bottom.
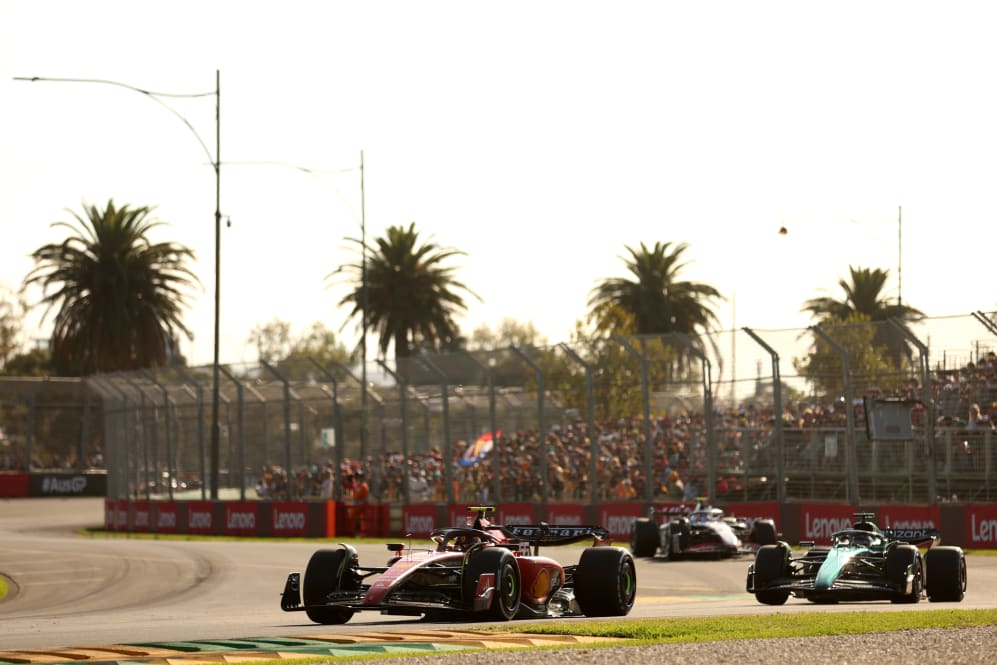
611, 335, 653, 503
79, 380, 91, 471
811, 326, 859, 504
670, 333, 717, 503
143, 371, 175, 501
260, 360, 294, 498
99, 376, 131, 500
217, 366, 247, 501
417, 356, 454, 505
559, 343, 597, 506
307, 359, 346, 501
177, 368, 207, 500
889, 318, 935, 501
510, 346, 548, 506
376, 359, 411, 506
463, 351, 501, 504
121, 376, 150, 501
743, 327, 786, 504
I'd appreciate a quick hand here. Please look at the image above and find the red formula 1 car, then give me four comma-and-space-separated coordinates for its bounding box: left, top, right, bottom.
280, 506, 637, 624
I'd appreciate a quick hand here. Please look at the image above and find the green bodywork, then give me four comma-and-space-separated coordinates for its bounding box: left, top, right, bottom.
814, 544, 872, 590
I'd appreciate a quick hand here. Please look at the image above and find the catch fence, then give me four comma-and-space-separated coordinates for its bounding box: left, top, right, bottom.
2, 312, 996, 506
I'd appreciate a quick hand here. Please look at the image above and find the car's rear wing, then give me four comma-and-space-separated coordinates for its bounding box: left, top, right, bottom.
882, 527, 940, 547
504, 524, 611, 549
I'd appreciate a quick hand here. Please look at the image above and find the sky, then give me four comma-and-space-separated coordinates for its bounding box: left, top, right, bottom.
3, 1, 997, 372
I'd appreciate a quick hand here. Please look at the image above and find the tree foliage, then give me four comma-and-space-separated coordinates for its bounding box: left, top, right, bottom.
588, 241, 723, 382
794, 312, 911, 399
0, 286, 26, 371
248, 317, 351, 381
331, 222, 480, 363
802, 265, 924, 366
469, 317, 545, 350
22, 200, 199, 375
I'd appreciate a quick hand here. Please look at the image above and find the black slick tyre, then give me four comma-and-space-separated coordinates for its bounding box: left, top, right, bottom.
753, 543, 790, 605
574, 546, 637, 617
630, 517, 659, 558
303, 547, 356, 624
462, 548, 521, 620
750, 520, 778, 546
886, 544, 922, 604
925, 546, 967, 602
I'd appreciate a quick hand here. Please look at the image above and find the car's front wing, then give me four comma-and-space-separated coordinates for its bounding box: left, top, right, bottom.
746, 570, 914, 601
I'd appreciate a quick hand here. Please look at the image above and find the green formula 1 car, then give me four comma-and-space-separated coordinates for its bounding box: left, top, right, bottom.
746, 512, 967, 605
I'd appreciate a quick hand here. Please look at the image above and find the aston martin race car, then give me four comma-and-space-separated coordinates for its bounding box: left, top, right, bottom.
281, 506, 637, 624
630, 502, 778, 559
746, 512, 967, 605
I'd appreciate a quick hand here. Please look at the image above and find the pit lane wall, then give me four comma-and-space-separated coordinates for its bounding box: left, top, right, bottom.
101, 499, 997, 548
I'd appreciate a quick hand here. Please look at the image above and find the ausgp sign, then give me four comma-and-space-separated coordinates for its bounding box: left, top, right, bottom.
41, 475, 87, 495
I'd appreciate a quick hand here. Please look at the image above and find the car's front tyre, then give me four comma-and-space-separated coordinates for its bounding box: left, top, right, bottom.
574, 547, 637, 617
886, 544, 922, 604
303, 547, 357, 624
630, 517, 659, 557
752, 543, 790, 605
925, 546, 967, 602
462, 548, 521, 620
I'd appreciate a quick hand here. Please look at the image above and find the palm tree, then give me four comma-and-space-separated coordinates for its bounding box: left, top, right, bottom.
22, 200, 199, 375
588, 241, 724, 336
588, 241, 724, 379
331, 222, 479, 363
802, 265, 924, 364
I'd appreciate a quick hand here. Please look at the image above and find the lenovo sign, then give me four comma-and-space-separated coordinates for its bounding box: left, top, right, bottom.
186, 501, 214, 534
156, 502, 179, 533
404, 504, 437, 538
599, 502, 645, 541
800, 503, 856, 544
224, 502, 259, 536
272, 502, 308, 536
966, 504, 997, 548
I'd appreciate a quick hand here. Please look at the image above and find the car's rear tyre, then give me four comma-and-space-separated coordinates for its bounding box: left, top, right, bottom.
886, 544, 922, 604
925, 546, 967, 602
303, 547, 357, 624
630, 517, 659, 557
753, 543, 790, 605
462, 548, 521, 620
574, 547, 637, 617
750, 520, 778, 546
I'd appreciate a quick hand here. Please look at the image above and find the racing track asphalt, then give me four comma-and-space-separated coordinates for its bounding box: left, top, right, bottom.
1, 498, 996, 659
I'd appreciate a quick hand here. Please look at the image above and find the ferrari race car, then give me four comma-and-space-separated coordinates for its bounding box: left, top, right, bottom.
281, 506, 637, 624
630, 502, 778, 560
746, 512, 967, 605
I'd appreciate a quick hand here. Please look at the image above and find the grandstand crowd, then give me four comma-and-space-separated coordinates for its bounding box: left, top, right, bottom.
252, 356, 997, 504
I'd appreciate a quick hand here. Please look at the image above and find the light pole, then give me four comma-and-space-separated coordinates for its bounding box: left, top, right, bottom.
778, 206, 904, 307
225, 154, 368, 460
15, 71, 224, 500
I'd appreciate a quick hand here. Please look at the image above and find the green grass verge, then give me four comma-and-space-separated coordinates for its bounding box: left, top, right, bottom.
220, 609, 997, 665
503, 608, 997, 642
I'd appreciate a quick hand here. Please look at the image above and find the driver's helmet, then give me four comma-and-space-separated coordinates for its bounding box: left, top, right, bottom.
851, 531, 872, 547
852, 520, 880, 534
453, 534, 480, 551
